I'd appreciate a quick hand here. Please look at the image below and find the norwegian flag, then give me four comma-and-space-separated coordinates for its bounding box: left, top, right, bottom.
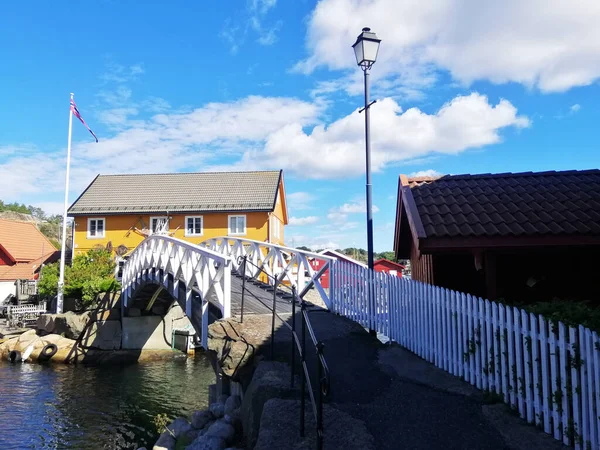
70, 98, 98, 143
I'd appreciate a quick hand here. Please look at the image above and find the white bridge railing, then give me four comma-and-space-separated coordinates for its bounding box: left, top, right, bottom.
121, 235, 232, 347
201, 237, 336, 308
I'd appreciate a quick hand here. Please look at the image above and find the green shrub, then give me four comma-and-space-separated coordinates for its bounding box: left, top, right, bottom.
38, 248, 120, 308
523, 299, 600, 333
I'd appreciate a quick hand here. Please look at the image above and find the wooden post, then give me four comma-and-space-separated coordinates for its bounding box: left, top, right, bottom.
484, 251, 497, 300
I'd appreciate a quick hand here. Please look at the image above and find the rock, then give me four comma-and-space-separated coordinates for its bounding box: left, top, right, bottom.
181, 427, 201, 444
50, 311, 92, 339
186, 435, 227, 450
224, 395, 241, 416
241, 361, 299, 449
209, 402, 225, 419
222, 414, 242, 436
255, 399, 376, 450
80, 320, 122, 350
128, 308, 141, 317
191, 410, 214, 430
165, 417, 192, 439
205, 419, 236, 445
36, 314, 55, 333
207, 323, 258, 379
153, 430, 176, 450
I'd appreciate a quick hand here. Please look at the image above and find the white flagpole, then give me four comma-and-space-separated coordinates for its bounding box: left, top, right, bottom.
57, 92, 74, 314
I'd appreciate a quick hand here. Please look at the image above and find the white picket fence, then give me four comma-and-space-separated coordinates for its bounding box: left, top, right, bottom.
330, 260, 600, 449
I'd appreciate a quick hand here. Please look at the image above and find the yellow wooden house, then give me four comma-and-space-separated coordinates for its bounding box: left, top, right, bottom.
68, 170, 288, 256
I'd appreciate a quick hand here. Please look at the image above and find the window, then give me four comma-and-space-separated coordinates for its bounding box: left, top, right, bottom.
228, 215, 246, 235
87, 218, 105, 238
271, 215, 280, 240
185, 216, 203, 236
150, 216, 168, 234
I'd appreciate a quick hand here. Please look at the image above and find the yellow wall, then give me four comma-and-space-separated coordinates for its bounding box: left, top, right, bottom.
268, 183, 286, 245
73, 211, 271, 255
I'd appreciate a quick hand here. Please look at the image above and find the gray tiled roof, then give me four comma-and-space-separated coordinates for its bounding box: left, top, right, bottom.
409, 169, 600, 238
68, 170, 282, 215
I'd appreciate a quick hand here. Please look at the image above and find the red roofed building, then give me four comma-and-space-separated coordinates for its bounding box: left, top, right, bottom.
373, 259, 404, 277
0, 219, 59, 301
394, 169, 600, 302
309, 249, 366, 289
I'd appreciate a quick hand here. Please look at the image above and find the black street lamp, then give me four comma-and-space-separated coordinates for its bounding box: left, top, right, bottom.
352, 27, 381, 270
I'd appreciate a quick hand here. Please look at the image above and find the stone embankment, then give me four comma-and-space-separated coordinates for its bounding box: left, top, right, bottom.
144, 394, 244, 450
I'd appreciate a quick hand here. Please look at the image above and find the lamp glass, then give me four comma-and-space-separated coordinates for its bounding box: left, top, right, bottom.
353, 41, 364, 66
362, 39, 380, 64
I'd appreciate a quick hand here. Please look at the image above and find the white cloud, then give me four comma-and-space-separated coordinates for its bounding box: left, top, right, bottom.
296, 0, 600, 93
259, 93, 529, 178
289, 216, 319, 226
2, 91, 528, 204
221, 0, 280, 53
0, 96, 320, 201
326, 211, 348, 223
100, 61, 145, 84
408, 169, 442, 178
327, 198, 378, 223
287, 192, 316, 211
570, 104, 581, 113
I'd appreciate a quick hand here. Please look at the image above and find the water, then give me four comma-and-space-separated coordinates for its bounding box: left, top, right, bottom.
0, 356, 216, 450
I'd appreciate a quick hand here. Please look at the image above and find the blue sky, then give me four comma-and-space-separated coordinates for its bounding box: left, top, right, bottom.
1, 0, 599, 251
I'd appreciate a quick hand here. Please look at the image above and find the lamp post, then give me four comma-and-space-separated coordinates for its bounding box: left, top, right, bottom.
353, 27, 381, 334
353, 27, 380, 270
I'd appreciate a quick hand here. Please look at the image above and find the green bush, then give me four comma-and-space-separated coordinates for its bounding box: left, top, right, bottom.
523, 299, 600, 333
38, 248, 120, 308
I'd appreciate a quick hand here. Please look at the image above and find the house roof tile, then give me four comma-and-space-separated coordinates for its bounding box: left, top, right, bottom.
68, 170, 282, 215
406, 169, 600, 238
0, 219, 57, 262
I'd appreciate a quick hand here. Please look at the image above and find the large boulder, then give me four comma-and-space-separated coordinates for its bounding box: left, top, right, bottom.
209, 401, 226, 419
37, 311, 92, 339
224, 395, 241, 417
153, 431, 176, 450
165, 417, 192, 439
240, 361, 299, 449
185, 435, 227, 450
207, 317, 280, 380
255, 399, 376, 450
191, 410, 214, 430
205, 420, 236, 446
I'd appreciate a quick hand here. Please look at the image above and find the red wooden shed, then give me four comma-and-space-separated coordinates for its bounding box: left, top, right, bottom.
309, 249, 366, 289
373, 258, 404, 277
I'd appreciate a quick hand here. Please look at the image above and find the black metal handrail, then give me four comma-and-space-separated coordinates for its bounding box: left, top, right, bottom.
236, 255, 330, 450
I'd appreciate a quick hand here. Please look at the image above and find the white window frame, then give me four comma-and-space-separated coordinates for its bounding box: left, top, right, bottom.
184, 215, 204, 237
150, 216, 169, 234
228, 215, 247, 236
87, 217, 106, 239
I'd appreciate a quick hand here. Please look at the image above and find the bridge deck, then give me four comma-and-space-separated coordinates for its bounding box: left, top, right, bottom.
229, 274, 294, 317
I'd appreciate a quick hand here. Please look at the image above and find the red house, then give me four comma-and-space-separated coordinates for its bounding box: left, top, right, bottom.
309, 249, 366, 289
373, 258, 404, 277
0, 219, 59, 302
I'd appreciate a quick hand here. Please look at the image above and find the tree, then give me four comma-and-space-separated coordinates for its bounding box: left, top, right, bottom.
38, 248, 120, 308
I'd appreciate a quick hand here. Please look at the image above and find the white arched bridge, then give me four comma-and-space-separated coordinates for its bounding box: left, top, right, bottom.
121, 235, 337, 348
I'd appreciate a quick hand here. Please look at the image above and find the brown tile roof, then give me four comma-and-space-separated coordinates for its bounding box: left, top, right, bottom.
406, 169, 600, 238
0, 219, 57, 262
68, 170, 283, 215
0, 252, 59, 281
